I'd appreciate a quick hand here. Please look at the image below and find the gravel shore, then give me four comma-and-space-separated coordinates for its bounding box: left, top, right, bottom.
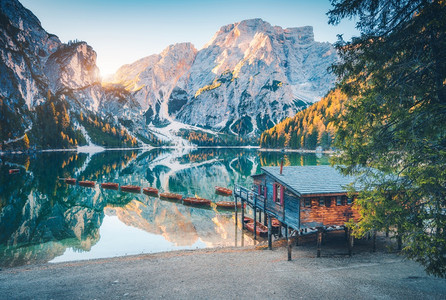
1, 234, 445, 299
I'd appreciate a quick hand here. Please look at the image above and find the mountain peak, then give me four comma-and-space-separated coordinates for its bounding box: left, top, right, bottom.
160, 42, 197, 57
205, 19, 316, 49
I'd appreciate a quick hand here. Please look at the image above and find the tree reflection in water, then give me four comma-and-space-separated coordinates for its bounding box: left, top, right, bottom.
0, 149, 329, 267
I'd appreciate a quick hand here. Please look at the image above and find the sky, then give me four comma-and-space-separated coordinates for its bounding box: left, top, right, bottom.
20, 0, 358, 77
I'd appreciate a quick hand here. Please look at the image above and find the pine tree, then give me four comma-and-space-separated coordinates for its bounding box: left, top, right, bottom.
329, 0, 446, 277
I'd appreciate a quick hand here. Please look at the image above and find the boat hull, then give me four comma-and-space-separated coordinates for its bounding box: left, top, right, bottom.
183, 197, 211, 206
160, 193, 182, 201
65, 178, 76, 185
121, 185, 141, 193
215, 201, 244, 209
79, 181, 96, 187
215, 186, 232, 196
101, 182, 119, 190
245, 221, 268, 236
143, 187, 159, 196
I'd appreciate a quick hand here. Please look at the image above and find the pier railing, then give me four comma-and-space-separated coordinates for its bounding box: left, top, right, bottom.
234, 185, 265, 211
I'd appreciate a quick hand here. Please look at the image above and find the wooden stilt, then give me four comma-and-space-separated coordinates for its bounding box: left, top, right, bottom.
258, 209, 262, 223
287, 227, 292, 261
344, 226, 348, 241
253, 208, 257, 240
348, 228, 354, 257
317, 227, 322, 258
268, 215, 272, 250
373, 230, 376, 252
241, 199, 245, 230
234, 196, 238, 227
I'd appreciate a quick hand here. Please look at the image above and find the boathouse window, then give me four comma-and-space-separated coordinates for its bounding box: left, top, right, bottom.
257, 184, 263, 195
273, 183, 284, 205
325, 197, 332, 207
347, 197, 353, 205
319, 197, 325, 206
336, 196, 342, 206
304, 198, 311, 207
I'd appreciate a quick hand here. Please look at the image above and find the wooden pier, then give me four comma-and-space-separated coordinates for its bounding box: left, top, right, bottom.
234, 165, 362, 259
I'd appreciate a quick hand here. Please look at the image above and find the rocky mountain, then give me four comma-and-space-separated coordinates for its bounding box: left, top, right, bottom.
1, 0, 338, 149
107, 18, 338, 136
0, 0, 140, 149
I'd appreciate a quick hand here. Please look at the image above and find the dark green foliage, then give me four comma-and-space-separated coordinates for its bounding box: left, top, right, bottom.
134, 132, 166, 147
255, 113, 275, 133
78, 113, 138, 148
260, 89, 345, 149
329, 0, 446, 277
29, 96, 86, 149
0, 97, 29, 150
178, 129, 258, 146
230, 116, 253, 136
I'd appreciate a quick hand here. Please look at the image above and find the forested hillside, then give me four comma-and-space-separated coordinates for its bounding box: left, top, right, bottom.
259, 89, 346, 149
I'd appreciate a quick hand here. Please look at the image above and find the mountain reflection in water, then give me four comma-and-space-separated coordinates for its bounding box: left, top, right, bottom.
0, 149, 329, 267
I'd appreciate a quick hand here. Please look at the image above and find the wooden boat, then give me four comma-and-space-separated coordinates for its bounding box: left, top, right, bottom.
243, 216, 254, 223
183, 197, 211, 206
143, 187, 159, 196
160, 192, 182, 201
215, 186, 232, 196
245, 221, 268, 236
215, 201, 245, 209
79, 180, 96, 187
65, 178, 76, 185
8, 169, 20, 174
101, 182, 119, 190
121, 185, 141, 193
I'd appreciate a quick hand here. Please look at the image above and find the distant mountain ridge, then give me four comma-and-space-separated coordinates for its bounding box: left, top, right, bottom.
107, 18, 338, 136
1, 0, 338, 149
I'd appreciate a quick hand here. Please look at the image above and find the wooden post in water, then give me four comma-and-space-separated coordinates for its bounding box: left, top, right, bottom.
317, 227, 323, 258
268, 214, 272, 250
258, 207, 262, 223
234, 195, 238, 227
287, 227, 292, 261
253, 200, 257, 240
241, 198, 245, 230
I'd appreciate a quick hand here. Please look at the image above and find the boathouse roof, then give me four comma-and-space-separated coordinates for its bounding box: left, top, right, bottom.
258, 165, 358, 196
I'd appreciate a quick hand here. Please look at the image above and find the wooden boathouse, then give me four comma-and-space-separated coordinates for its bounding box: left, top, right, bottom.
234, 165, 361, 258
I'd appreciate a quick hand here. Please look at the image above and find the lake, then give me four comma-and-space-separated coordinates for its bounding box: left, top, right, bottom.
0, 148, 329, 267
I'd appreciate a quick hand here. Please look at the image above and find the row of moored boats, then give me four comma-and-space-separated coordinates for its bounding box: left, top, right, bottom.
64, 178, 241, 209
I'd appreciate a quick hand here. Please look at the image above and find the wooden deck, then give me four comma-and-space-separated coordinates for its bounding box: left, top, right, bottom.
234, 185, 300, 228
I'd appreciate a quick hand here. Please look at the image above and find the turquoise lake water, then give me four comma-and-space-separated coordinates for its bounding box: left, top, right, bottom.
0, 148, 329, 267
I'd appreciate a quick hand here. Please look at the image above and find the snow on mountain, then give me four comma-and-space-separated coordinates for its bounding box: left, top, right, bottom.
1, 0, 337, 146
107, 18, 338, 136
108, 43, 197, 125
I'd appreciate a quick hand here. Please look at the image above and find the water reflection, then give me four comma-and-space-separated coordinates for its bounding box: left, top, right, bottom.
0, 149, 329, 267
